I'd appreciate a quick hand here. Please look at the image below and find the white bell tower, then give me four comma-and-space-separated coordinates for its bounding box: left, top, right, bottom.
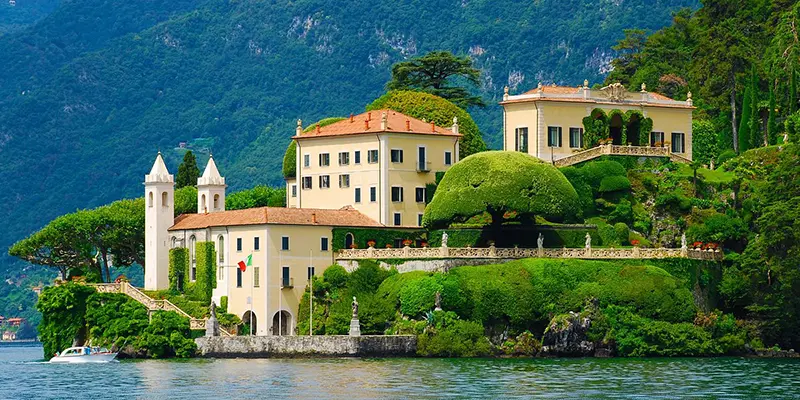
144, 152, 174, 290
197, 154, 226, 213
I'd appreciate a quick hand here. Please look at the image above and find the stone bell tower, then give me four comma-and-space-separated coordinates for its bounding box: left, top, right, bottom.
197, 154, 226, 213
144, 152, 174, 290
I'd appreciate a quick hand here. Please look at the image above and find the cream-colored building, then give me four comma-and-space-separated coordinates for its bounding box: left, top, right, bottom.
501, 82, 694, 161
286, 110, 461, 227
144, 153, 383, 335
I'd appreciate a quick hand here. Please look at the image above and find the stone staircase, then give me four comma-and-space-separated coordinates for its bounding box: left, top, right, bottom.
92, 282, 232, 336
553, 144, 691, 167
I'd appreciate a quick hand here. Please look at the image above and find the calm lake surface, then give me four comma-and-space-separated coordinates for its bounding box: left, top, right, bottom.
2, 345, 799, 399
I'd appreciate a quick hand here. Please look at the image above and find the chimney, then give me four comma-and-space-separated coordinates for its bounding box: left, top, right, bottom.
364, 119, 370, 130
350, 113, 354, 122
406, 119, 411, 131
368, 112, 372, 121
452, 116, 459, 135
431, 122, 435, 132
380, 112, 387, 130
296, 119, 303, 136
311, 212, 317, 224
316, 123, 321, 134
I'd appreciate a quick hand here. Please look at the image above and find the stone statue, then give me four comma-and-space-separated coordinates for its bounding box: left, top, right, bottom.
681, 233, 687, 250
537, 233, 544, 250
349, 296, 361, 337
585, 232, 592, 249
209, 300, 217, 319
441, 232, 449, 248
434, 291, 442, 311
352, 296, 359, 318
206, 300, 219, 337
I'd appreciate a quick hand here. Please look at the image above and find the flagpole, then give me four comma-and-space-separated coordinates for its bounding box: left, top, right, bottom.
249, 252, 253, 336
279, 251, 282, 336
309, 248, 313, 336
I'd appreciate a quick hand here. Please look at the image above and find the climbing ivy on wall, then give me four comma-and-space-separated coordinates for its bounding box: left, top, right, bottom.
193, 242, 217, 303
169, 248, 188, 292
582, 108, 653, 147
608, 109, 628, 145
332, 228, 426, 251
582, 108, 609, 148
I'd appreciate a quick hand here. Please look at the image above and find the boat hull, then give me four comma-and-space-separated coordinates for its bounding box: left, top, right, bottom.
49, 353, 118, 363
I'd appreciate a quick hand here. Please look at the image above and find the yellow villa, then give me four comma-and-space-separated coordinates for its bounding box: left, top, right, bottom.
500, 82, 694, 162
286, 110, 462, 227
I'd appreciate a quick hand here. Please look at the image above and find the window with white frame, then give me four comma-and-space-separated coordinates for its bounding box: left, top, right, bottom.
338, 152, 350, 165
319, 175, 330, 189
291, 184, 297, 198
569, 127, 584, 148
303, 154, 310, 168
391, 149, 404, 163
671, 132, 685, 153
367, 149, 379, 163
393, 213, 402, 226
391, 186, 403, 202
302, 176, 312, 190
444, 151, 453, 165
548, 126, 563, 147
415, 187, 425, 203
516, 127, 529, 152
339, 174, 350, 188
319, 153, 330, 167
369, 186, 377, 202
354, 151, 361, 164
354, 187, 362, 203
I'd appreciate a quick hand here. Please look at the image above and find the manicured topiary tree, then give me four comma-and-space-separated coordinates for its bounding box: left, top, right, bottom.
193, 242, 217, 303
169, 248, 189, 292
423, 151, 581, 229
282, 117, 346, 179
367, 91, 487, 158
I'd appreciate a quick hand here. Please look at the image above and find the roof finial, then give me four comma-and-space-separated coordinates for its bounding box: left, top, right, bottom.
583, 79, 589, 89
687, 91, 693, 106
296, 119, 303, 136
380, 111, 388, 130
503, 86, 509, 101
452, 116, 459, 135
641, 83, 647, 93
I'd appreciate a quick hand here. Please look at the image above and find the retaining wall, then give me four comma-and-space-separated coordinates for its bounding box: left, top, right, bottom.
338, 258, 517, 273
195, 335, 417, 358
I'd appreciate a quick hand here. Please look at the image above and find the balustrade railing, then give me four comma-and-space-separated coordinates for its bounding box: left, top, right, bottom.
554, 144, 691, 167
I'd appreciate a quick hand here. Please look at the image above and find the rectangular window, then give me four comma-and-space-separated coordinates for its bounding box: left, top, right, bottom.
569, 127, 584, 148
651, 131, 665, 147
218, 266, 224, 280
418, 213, 424, 226
302, 176, 312, 190
339, 174, 350, 188
393, 213, 402, 226
319, 175, 330, 189
516, 127, 529, 153
319, 153, 330, 167
253, 266, 260, 288
253, 237, 260, 251
338, 152, 350, 165
236, 268, 242, 288
354, 151, 361, 164
303, 154, 310, 168
671, 132, 685, 153
354, 187, 362, 203
391, 186, 403, 202
444, 151, 453, 165
236, 238, 242, 252
548, 127, 563, 147
282, 266, 291, 287
415, 187, 425, 203
307, 266, 316, 280
321, 237, 329, 252
281, 236, 289, 251
391, 149, 404, 163
370, 186, 377, 202
368, 149, 379, 164
291, 184, 297, 198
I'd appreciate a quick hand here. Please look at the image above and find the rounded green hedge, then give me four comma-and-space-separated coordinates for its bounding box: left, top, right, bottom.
599, 175, 632, 193
423, 151, 581, 228
367, 90, 486, 158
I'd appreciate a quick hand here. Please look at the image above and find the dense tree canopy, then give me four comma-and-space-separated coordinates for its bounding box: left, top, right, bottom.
423, 151, 580, 229
367, 91, 487, 158
387, 51, 485, 109
175, 151, 200, 189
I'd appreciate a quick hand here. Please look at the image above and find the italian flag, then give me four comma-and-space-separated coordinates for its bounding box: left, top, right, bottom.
238, 254, 252, 272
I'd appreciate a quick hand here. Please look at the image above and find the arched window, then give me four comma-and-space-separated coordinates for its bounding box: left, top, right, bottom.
213, 194, 220, 210
344, 233, 355, 249
190, 235, 197, 281
217, 235, 225, 280
162, 191, 169, 207
171, 237, 177, 248
201, 194, 207, 212
148, 192, 154, 208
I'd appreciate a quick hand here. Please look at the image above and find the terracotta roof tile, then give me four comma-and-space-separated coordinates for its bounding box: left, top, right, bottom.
523, 85, 582, 95
169, 206, 383, 231
294, 109, 460, 139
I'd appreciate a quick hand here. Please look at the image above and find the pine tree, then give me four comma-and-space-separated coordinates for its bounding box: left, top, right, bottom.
768, 86, 778, 145
175, 151, 200, 189
738, 85, 752, 153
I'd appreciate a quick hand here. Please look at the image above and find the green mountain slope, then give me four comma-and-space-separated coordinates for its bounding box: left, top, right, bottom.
0, 0, 60, 34
0, 0, 697, 275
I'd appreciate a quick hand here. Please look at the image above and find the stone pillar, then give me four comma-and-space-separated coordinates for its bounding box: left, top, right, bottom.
349, 318, 361, 337
489, 244, 496, 258
206, 315, 220, 337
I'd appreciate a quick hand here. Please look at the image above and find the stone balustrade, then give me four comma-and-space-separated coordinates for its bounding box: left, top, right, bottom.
553, 144, 690, 167
336, 245, 722, 261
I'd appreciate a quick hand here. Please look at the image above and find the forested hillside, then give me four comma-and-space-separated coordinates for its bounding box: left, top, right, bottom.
0, 0, 59, 33
0, 0, 695, 280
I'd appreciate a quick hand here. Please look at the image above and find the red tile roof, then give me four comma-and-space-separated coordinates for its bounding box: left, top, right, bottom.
169, 206, 383, 231
294, 110, 460, 139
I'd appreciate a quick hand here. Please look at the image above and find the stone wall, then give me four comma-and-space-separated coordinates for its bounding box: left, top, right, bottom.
338, 258, 517, 273
195, 335, 417, 358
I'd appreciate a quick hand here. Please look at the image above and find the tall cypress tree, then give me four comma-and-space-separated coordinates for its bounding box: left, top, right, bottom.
768, 86, 778, 145
791, 67, 797, 116
175, 151, 200, 189
748, 67, 761, 149
738, 85, 752, 153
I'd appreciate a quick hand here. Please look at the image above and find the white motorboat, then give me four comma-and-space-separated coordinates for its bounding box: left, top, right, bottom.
49, 346, 118, 363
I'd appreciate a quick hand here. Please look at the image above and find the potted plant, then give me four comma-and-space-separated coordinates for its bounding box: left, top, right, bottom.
385, 244, 393, 249
402, 239, 413, 247
350, 243, 358, 249
367, 240, 376, 248
630, 239, 640, 247
420, 241, 429, 248
693, 241, 703, 250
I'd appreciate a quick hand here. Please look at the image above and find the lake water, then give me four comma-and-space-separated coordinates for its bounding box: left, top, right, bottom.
2, 345, 799, 399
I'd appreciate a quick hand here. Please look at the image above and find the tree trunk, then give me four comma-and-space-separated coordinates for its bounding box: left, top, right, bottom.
100, 251, 111, 283
731, 75, 739, 153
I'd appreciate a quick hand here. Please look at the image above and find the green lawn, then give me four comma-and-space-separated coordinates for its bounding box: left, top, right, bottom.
674, 164, 735, 184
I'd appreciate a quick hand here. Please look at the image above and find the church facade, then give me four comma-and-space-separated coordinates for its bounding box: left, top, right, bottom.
500, 82, 694, 162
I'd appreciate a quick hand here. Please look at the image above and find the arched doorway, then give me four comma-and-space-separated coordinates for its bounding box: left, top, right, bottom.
271, 311, 292, 336
344, 233, 354, 249
609, 113, 624, 145
242, 311, 257, 336
626, 113, 641, 146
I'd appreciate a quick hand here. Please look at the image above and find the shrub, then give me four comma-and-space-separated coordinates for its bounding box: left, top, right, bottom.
579, 160, 626, 187
135, 311, 197, 358
561, 166, 595, 216
613, 223, 630, 246
36, 283, 96, 360
190, 241, 216, 302
322, 265, 349, 289
416, 312, 493, 357
399, 276, 442, 317
85, 293, 149, 349
348, 261, 394, 294
598, 175, 632, 193
608, 199, 634, 225
716, 149, 737, 166
169, 248, 188, 292
424, 151, 581, 228
367, 90, 486, 157
226, 185, 286, 210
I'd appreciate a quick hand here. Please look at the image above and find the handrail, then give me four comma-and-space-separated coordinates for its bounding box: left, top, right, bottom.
553, 144, 691, 167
